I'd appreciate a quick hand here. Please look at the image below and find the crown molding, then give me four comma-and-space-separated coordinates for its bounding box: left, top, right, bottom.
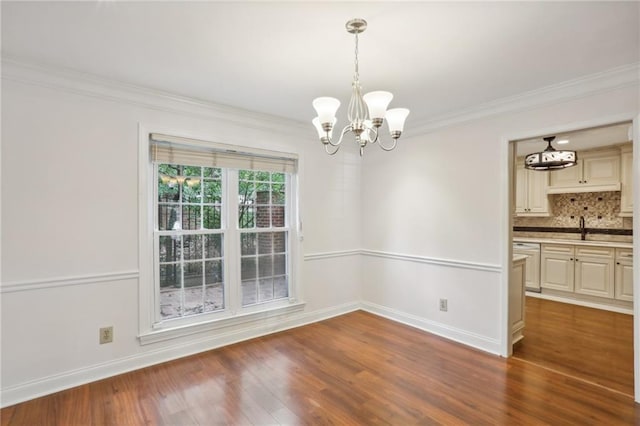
3, 55, 638, 138
1, 54, 309, 135
409, 62, 640, 136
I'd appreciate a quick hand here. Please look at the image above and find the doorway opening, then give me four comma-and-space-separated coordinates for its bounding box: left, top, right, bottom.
507, 120, 635, 397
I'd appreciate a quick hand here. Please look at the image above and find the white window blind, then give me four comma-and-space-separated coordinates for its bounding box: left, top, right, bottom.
150, 133, 297, 173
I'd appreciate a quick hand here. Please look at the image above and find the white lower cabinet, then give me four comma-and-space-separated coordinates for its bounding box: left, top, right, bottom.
541, 244, 575, 292
573, 247, 614, 298
541, 244, 616, 299
511, 257, 526, 345
615, 249, 634, 302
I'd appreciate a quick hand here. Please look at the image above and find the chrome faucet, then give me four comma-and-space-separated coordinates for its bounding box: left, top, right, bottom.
579, 216, 587, 240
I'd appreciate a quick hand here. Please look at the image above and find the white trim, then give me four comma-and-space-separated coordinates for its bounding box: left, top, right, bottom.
0, 271, 139, 293
303, 249, 361, 261
411, 62, 640, 135
139, 124, 155, 336
2, 55, 638, 139
525, 291, 632, 315
1, 55, 309, 135
303, 249, 502, 273
361, 249, 502, 273
499, 136, 515, 357
546, 183, 621, 194
0, 301, 360, 408
361, 301, 501, 355
632, 114, 640, 403
139, 302, 307, 345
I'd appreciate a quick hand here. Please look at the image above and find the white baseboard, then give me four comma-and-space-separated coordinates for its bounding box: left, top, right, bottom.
0, 301, 360, 408
360, 301, 502, 355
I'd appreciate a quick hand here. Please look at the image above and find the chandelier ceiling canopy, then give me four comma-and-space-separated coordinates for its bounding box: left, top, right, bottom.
311, 19, 410, 156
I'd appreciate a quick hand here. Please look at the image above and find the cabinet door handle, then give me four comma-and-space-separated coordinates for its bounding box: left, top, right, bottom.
570, 258, 574, 261
575, 258, 579, 262
579, 180, 583, 184
584, 180, 587, 183
617, 262, 621, 265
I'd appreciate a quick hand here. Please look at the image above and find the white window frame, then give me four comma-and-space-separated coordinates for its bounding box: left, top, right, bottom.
137, 126, 304, 345
152, 165, 229, 328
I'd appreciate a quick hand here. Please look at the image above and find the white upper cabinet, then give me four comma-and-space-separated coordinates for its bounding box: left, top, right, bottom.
515, 162, 549, 216
548, 149, 620, 194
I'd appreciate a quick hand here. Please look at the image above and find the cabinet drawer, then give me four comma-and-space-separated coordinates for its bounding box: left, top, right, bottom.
542, 244, 574, 255
575, 247, 614, 258
616, 249, 633, 260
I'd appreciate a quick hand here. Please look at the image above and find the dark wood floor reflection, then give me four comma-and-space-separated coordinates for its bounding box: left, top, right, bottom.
2, 310, 639, 425
513, 296, 634, 397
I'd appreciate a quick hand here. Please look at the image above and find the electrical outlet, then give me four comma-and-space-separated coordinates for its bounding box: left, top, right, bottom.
99, 326, 113, 344
439, 299, 448, 312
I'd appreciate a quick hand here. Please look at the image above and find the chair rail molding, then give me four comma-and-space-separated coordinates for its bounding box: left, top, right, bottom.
1, 270, 140, 293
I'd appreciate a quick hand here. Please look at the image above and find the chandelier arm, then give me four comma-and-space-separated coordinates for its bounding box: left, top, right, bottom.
368, 126, 380, 144
326, 125, 353, 147
377, 137, 399, 152
324, 143, 341, 155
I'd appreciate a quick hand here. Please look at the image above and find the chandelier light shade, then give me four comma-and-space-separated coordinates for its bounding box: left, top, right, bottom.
311, 18, 410, 156
524, 136, 577, 171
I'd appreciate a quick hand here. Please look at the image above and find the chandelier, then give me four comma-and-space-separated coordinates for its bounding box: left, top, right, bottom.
524, 136, 577, 170
311, 19, 410, 156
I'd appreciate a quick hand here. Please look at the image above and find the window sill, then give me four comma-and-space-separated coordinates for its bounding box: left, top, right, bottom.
138, 301, 306, 345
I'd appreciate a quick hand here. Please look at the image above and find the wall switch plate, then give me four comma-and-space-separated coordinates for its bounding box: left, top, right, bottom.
100, 326, 113, 344
439, 299, 448, 312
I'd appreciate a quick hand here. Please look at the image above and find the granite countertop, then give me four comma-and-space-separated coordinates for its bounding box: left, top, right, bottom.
514, 237, 633, 249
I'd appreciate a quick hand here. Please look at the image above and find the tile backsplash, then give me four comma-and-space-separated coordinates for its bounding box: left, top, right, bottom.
514, 191, 632, 229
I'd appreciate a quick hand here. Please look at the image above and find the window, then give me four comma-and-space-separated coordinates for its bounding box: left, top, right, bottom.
146, 133, 299, 331
238, 170, 289, 307
156, 165, 224, 320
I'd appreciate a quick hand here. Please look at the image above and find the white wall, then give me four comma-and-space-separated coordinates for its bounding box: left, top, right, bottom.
361, 85, 639, 354
0, 61, 363, 406
2, 58, 639, 406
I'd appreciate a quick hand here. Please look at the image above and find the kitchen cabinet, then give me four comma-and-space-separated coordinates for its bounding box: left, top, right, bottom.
573, 246, 614, 298
541, 243, 617, 299
547, 149, 620, 194
511, 255, 526, 345
620, 145, 633, 217
515, 163, 549, 216
513, 242, 541, 291
615, 248, 633, 302
541, 244, 575, 292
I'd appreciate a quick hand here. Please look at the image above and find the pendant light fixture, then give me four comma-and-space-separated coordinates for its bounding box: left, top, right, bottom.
311, 19, 410, 156
524, 136, 577, 170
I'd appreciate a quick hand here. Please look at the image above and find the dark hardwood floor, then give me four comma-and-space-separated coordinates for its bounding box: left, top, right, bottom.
2, 310, 639, 425
513, 296, 634, 397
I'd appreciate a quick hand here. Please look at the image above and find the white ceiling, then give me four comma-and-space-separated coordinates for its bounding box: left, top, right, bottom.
2, 2, 639, 128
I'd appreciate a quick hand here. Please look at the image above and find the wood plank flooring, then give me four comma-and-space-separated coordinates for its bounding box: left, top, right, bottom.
512, 296, 634, 397
2, 310, 639, 425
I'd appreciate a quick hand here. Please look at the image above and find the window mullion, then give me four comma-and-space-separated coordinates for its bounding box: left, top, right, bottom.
200, 167, 205, 313
226, 169, 240, 314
